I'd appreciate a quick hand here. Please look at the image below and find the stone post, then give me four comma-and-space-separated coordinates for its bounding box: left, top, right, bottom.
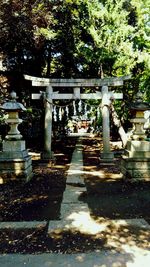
101, 86, 114, 162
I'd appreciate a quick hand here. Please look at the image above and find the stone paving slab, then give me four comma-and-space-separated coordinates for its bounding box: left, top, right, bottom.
62, 185, 86, 203
1, 249, 150, 267
66, 141, 84, 185
48, 203, 89, 232
0, 221, 47, 229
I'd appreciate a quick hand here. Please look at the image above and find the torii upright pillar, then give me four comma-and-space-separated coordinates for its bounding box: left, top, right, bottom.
42, 85, 53, 159
101, 86, 114, 162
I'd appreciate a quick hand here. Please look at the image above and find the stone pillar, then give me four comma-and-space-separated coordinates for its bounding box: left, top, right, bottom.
42, 85, 53, 159
101, 86, 114, 162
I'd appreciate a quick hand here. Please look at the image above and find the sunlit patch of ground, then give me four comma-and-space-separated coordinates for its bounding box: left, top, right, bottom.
0, 215, 149, 254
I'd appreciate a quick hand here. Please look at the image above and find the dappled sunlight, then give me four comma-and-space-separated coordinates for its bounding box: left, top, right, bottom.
0, 215, 149, 257
67, 167, 122, 181
83, 165, 99, 172
67, 164, 121, 179
63, 210, 150, 252
52, 164, 67, 170
84, 169, 121, 180
104, 219, 150, 250
66, 211, 108, 234
29, 151, 41, 160
121, 245, 150, 267
54, 153, 65, 157
67, 169, 84, 175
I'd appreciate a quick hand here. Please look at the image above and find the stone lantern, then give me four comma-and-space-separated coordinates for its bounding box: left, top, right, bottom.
0, 91, 32, 183
130, 92, 150, 141
121, 92, 150, 181
2, 91, 26, 140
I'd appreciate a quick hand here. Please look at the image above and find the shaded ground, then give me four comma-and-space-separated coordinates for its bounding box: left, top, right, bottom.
82, 137, 150, 224
0, 135, 150, 254
0, 137, 77, 222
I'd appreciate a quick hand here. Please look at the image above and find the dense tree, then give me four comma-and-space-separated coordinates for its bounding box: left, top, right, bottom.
0, 1, 149, 78
0, 1, 33, 72
0, 0, 150, 134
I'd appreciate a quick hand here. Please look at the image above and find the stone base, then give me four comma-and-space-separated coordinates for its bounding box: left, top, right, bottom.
121, 140, 150, 181
125, 140, 150, 157
41, 150, 55, 160
0, 154, 33, 184
121, 156, 150, 182
100, 152, 114, 163
0, 139, 33, 183
3, 140, 26, 151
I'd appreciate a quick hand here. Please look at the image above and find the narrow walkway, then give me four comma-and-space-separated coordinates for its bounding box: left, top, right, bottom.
48, 136, 89, 232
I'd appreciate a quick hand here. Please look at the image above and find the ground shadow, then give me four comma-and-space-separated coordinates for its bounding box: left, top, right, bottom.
0, 223, 144, 260
80, 181, 150, 223
0, 172, 64, 221
0, 137, 77, 221
82, 137, 150, 223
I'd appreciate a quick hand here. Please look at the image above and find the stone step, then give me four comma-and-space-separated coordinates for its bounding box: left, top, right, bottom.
0, 221, 47, 229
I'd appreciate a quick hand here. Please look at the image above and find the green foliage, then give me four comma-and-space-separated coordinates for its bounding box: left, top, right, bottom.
0, 0, 150, 126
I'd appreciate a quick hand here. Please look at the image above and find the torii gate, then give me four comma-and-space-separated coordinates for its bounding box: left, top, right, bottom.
24, 75, 130, 161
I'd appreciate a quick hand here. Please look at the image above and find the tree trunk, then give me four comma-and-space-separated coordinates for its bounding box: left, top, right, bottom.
110, 102, 128, 147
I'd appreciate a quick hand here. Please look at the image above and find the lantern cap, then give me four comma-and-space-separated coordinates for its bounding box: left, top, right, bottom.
131, 102, 150, 111
130, 91, 150, 111
0, 91, 26, 111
